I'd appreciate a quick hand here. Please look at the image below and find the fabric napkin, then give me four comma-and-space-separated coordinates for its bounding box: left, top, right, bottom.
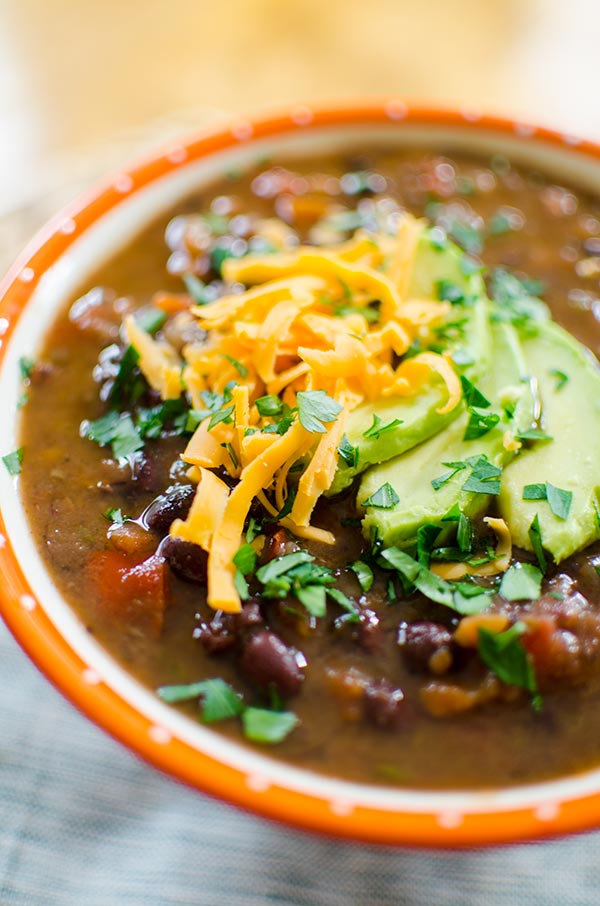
1, 618, 599, 906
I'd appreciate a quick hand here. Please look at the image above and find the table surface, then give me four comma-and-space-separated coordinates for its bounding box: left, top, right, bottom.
3, 2, 600, 902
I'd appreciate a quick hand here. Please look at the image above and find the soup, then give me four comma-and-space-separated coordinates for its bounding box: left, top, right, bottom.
16, 148, 600, 789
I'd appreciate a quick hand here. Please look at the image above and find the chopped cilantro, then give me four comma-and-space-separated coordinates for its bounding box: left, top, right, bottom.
157, 678, 244, 723
107, 345, 145, 408
296, 390, 343, 434
516, 428, 553, 443
255, 394, 284, 418
499, 563, 543, 601
245, 516, 263, 543
207, 404, 235, 430
549, 369, 569, 391
460, 255, 484, 276
103, 507, 128, 525
478, 622, 541, 710
363, 414, 403, 440
523, 481, 572, 519
464, 410, 500, 440
461, 456, 502, 495
223, 354, 248, 378
361, 482, 400, 509
18, 356, 35, 380
2, 448, 24, 476
242, 707, 299, 744
233, 569, 250, 601
349, 560, 374, 592
528, 514, 547, 574
82, 411, 144, 459
546, 482, 573, 520
183, 274, 214, 305
446, 220, 483, 255
295, 584, 327, 617
256, 550, 335, 616
487, 211, 514, 237
338, 434, 359, 469
135, 306, 168, 335
431, 460, 467, 490
327, 586, 358, 615
233, 543, 258, 576
436, 280, 465, 305
490, 268, 550, 327
416, 523, 441, 567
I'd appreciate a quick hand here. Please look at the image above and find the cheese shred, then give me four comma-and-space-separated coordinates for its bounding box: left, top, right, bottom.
132, 214, 466, 612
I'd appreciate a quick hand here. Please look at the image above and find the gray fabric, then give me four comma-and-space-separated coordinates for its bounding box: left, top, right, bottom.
1, 618, 599, 906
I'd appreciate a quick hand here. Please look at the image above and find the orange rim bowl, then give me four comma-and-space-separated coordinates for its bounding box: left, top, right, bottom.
2, 100, 600, 848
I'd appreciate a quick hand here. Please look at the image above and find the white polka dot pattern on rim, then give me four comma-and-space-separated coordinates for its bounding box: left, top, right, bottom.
461, 107, 482, 123
534, 801, 561, 822
0, 533, 5, 548
436, 810, 464, 829
19, 594, 37, 611
231, 120, 254, 142
245, 774, 271, 793
562, 134, 582, 147
290, 106, 314, 127
0, 319, 8, 336
114, 173, 134, 194
82, 668, 102, 686
18, 267, 35, 283
148, 725, 173, 745
166, 146, 188, 165
514, 123, 537, 137
384, 99, 408, 121
59, 217, 77, 235
329, 799, 355, 817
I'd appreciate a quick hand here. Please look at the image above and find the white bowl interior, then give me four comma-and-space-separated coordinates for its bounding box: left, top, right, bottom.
3, 119, 600, 817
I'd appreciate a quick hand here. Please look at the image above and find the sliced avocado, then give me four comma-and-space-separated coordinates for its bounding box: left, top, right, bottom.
499, 320, 600, 562
328, 233, 491, 495
360, 322, 534, 548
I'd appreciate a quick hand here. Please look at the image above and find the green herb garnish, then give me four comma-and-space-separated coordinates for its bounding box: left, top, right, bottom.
242, 707, 299, 744
528, 514, 547, 574
82, 411, 144, 459
478, 622, 541, 710
338, 434, 359, 468
255, 394, 284, 418
296, 390, 343, 434
522, 481, 572, 519
499, 563, 543, 601
349, 560, 374, 592
361, 482, 400, 509
363, 414, 403, 440
549, 369, 569, 391
2, 448, 24, 476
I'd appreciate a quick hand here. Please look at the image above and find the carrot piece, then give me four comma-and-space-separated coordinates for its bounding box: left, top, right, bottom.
87, 550, 169, 637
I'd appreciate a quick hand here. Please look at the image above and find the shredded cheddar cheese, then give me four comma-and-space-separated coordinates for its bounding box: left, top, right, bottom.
120, 214, 466, 613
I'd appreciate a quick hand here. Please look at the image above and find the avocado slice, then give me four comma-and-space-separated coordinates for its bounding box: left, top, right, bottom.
359, 321, 534, 548
328, 233, 491, 495
499, 320, 600, 562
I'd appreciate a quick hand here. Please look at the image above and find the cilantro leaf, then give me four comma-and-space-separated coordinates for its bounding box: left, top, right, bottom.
338, 434, 359, 469
460, 376, 492, 410
363, 414, 403, 440
478, 622, 541, 710
463, 410, 500, 440
461, 456, 502, 495
295, 584, 327, 617
349, 560, 374, 592
436, 280, 465, 305
296, 390, 343, 434
207, 404, 235, 430
516, 429, 553, 443
361, 482, 399, 509
233, 543, 258, 576
523, 483, 547, 500
223, 354, 248, 378
431, 461, 467, 490
242, 707, 299, 744
183, 274, 214, 305
499, 563, 543, 601
82, 411, 144, 459
2, 448, 24, 476
528, 514, 547, 574
546, 482, 572, 520
157, 678, 244, 722
490, 268, 550, 327
134, 306, 168, 335
255, 394, 284, 418
103, 507, 128, 525
549, 369, 569, 391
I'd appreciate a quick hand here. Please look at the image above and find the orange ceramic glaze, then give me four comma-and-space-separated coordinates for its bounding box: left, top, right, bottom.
3, 102, 600, 847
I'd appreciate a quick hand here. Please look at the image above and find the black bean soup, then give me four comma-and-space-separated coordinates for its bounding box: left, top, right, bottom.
18, 149, 600, 789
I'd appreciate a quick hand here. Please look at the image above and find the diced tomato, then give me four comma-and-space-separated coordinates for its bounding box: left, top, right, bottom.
153, 292, 192, 315
87, 550, 169, 638
521, 616, 558, 675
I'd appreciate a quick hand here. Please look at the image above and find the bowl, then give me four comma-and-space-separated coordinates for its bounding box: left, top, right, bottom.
2, 101, 600, 848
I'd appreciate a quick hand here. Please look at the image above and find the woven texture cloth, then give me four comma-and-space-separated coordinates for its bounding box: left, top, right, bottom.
1, 620, 600, 905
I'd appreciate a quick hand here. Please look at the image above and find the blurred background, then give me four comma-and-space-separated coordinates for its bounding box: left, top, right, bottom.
2, 0, 600, 270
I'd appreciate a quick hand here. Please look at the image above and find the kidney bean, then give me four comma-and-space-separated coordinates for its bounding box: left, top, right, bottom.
160, 536, 207, 584
364, 679, 405, 728
143, 485, 196, 535
398, 621, 454, 673
358, 608, 385, 653
239, 630, 304, 698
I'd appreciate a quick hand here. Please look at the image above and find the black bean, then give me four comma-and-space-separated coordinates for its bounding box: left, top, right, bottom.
358, 608, 385, 653
260, 527, 300, 565
239, 630, 304, 698
160, 536, 207, 584
143, 485, 196, 535
134, 453, 162, 493
364, 680, 405, 728
398, 621, 454, 673
194, 602, 264, 655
